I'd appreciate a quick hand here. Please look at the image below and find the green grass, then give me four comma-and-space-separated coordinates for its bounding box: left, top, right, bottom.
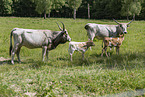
0, 17, 145, 96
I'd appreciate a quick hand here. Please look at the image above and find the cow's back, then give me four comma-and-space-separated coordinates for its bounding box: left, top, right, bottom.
12, 28, 53, 48
85, 23, 118, 40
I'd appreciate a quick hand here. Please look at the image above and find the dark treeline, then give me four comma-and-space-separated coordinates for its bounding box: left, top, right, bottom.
1, 0, 145, 20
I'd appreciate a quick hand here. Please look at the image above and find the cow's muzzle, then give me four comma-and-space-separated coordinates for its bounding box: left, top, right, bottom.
68, 38, 71, 42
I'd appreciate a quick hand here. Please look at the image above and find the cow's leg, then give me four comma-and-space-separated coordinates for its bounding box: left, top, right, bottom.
42, 46, 47, 61
46, 49, 49, 61
16, 47, 21, 63
11, 48, 15, 64
11, 43, 19, 64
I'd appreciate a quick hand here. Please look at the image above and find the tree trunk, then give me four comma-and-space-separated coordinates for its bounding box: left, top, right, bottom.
48, 13, 50, 18
127, 15, 129, 21
88, 3, 90, 19
127, 7, 129, 21
73, 8, 76, 20
44, 11, 46, 19
133, 14, 135, 20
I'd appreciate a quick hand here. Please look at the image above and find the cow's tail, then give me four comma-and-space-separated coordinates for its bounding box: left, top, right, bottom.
9, 29, 15, 56
84, 24, 89, 30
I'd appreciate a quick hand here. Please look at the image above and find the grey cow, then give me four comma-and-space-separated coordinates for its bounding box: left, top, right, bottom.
9, 22, 71, 64
85, 19, 134, 41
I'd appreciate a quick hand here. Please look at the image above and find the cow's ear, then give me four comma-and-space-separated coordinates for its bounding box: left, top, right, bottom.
127, 25, 130, 27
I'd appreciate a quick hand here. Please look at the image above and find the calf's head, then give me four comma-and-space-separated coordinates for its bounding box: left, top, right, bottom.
119, 31, 125, 38
86, 40, 95, 47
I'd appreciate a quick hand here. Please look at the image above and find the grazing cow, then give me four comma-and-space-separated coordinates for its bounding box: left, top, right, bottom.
85, 19, 133, 41
68, 41, 95, 61
101, 32, 124, 57
9, 22, 71, 64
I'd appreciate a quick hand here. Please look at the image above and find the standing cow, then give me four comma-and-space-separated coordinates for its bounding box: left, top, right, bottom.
85, 19, 133, 41
9, 22, 71, 64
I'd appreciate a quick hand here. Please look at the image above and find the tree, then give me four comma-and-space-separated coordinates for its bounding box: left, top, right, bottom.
12, 0, 36, 17
51, 0, 66, 18
67, 0, 82, 19
0, 0, 12, 15
33, 0, 66, 19
86, 0, 93, 19
33, 0, 53, 19
121, 0, 142, 20
129, 1, 142, 19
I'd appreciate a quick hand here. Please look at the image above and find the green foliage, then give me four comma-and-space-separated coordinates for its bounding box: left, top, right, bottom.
34, 0, 53, 14
66, 0, 82, 19
0, 0, 12, 15
67, 0, 82, 10
1, 0, 145, 19
129, 2, 142, 15
91, 0, 122, 19
12, 0, 36, 16
0, 17, 145, 96
33, 0, 66, 18
52, 0, 66, 10
121, 0, 142, 18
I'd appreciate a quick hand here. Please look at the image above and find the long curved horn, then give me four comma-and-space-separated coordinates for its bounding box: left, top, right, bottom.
61, 22, 65, 31
113, 18, 120, 24
128, 19, 134, 25
56, 22, 63, 31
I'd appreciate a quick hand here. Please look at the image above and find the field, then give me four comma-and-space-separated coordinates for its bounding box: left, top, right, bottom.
0, 17, 145, 96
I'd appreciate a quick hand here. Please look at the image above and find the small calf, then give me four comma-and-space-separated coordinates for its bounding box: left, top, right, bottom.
68, 41, 95, 61
101, 34, 124, 57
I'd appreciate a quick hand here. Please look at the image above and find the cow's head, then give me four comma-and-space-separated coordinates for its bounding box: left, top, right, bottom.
57, 22, 71, 42
113, 19, 134, 34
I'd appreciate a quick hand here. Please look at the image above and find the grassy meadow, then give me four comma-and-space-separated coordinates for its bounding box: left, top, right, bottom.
0, 17, 145, 96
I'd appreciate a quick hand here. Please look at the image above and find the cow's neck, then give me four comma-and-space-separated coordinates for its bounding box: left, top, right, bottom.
116, 26, 123, 36
52, 32, 64, 49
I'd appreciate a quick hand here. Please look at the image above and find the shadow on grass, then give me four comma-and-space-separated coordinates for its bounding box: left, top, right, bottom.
0, 57, 11, 65
0, 60, 11, 65
68, 50, 145, 69
2, 50, 144, 70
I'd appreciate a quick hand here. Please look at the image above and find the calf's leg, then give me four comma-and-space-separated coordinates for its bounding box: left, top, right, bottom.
101, 48, 104, 57
70, 54, 73, 61
116, 47, 119, 55
68, 49, 74, 61
101, 46, 108, 57
104, 47, 108, 57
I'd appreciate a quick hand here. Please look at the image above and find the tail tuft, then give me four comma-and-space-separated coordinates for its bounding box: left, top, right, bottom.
9, 29, 14, 56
